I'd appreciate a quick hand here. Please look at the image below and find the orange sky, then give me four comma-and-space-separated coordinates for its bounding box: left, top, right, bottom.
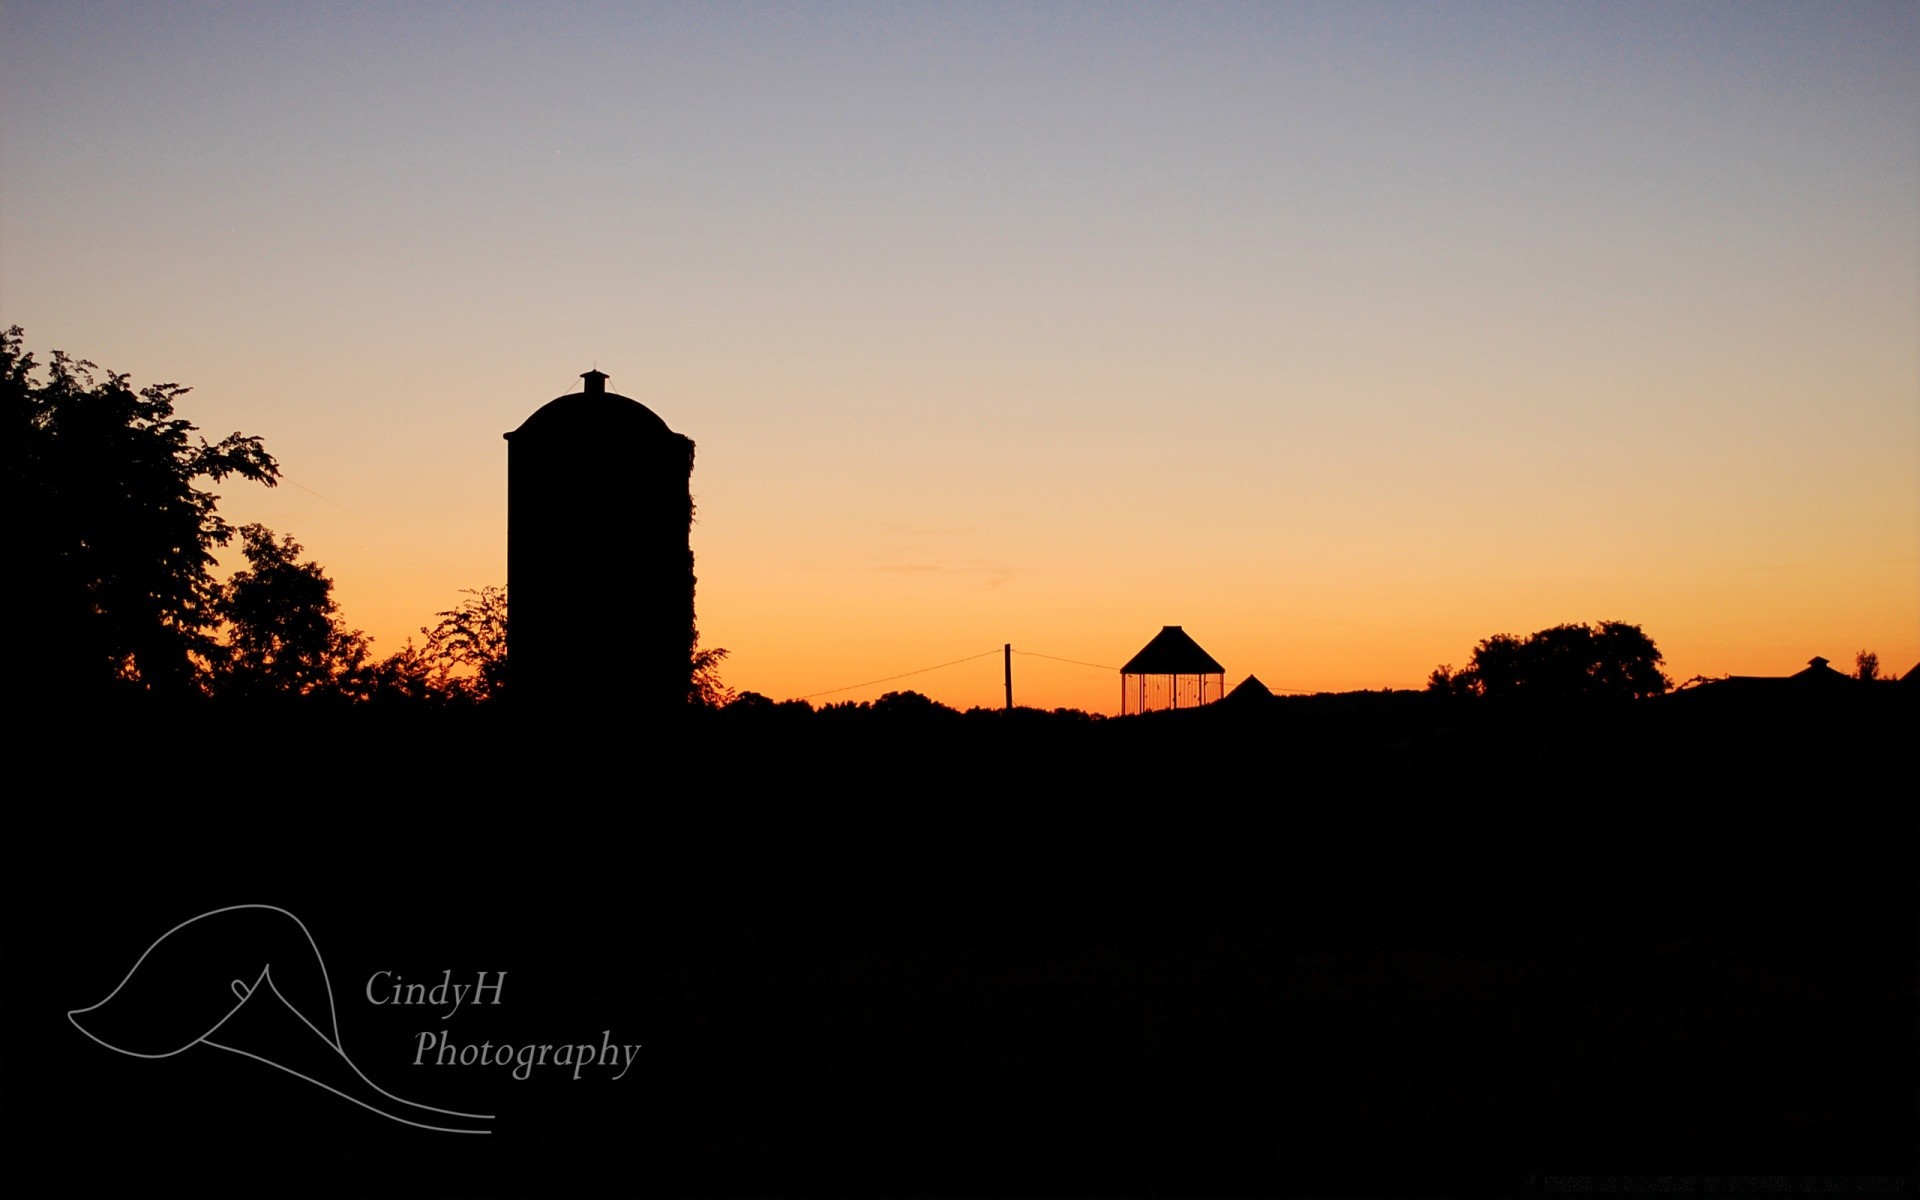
5, 3, 1915, 711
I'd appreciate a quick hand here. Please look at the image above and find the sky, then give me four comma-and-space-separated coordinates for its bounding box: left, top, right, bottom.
4, 1, 1916, 712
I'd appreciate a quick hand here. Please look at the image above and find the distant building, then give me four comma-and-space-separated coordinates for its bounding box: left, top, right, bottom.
1660, 652, 1916, 757
1219, 674, 1276, 709
504, 370, 695, 715
1709, 655, 1857, 692
1120, 626, 1226, 715
1666, 654, 1885, 713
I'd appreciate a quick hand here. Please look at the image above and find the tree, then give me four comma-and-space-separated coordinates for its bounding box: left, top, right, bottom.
420, 586, 510, 703
365, 587, 727, 709
870, 689, 958, 719
816, 690, 957, 719
6, 326, 278, 698
691, 642, 733, 709
354, 639, 445, 707
1855, 650, 1880, 682
1428, 621, 1669, 702
215, 524, 368, 698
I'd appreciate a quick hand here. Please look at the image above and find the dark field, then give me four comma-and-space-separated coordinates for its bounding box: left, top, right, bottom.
9, 696, 1915, 1197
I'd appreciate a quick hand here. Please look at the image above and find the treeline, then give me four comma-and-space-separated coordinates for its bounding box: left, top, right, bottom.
717, 688, 1103, 722
8, 326, 513, 707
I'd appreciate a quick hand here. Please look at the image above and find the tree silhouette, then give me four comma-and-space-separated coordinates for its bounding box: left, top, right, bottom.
215, 524, 367, 698
816, 690, 958, 720
361, 588, 727, 709
691, 642, 733, 709
6, 326, 279, 698
1429, 621, 1669, 702
354, 639, 446, 707
420, 586, 510, 702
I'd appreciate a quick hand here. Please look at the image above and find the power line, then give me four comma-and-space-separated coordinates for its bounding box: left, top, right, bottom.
1013, 650, 1119, 672
799, 649, 1002, 700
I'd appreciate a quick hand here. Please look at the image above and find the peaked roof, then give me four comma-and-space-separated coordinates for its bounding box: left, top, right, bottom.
1215, 674, 1276, 710
1227, 674, 1273, 699
1789, 656, 1852, 684
1121, 626, 1225, 675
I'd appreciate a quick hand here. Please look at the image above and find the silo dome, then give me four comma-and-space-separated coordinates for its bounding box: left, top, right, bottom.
508, 370, 674, 439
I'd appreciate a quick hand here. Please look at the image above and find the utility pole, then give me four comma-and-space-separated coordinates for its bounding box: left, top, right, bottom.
1004, 643, 1013, 711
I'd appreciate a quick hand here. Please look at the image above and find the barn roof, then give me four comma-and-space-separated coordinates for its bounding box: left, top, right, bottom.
1121, 626, 1225, 675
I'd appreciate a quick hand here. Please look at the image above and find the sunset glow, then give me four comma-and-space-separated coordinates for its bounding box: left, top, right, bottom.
5, 2, 1914, 712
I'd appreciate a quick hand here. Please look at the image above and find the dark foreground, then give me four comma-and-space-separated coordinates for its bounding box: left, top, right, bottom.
8, 693, 1915, 1198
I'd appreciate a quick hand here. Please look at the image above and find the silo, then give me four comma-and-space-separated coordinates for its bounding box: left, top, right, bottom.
504, 370, 696, 715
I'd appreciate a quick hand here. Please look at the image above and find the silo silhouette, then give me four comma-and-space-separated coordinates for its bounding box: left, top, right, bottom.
504, 370, 695, 715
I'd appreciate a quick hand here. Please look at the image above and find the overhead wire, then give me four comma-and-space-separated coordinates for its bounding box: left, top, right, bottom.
798, 649, 1002, 700
1012, 650, 1118, 672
